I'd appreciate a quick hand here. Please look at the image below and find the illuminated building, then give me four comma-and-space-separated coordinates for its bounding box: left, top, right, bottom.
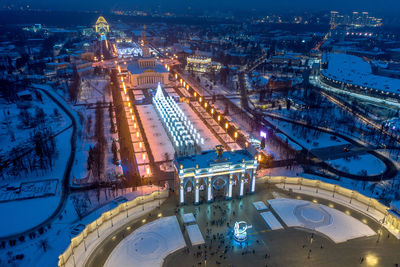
186, 55, 221, 73
175, 149, 258, 205
94, 16, 110, 40
127, 27, 169, 87
329, 11, 382, 28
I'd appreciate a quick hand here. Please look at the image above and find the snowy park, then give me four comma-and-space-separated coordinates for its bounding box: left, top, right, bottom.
266, 117, 349, 150
327, 154, 386, 176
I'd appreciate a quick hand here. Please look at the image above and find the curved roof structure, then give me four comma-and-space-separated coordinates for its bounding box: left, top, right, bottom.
95, 16, 110, 34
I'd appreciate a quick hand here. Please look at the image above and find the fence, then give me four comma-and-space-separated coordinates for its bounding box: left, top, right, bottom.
260, 176, 400, 238
58, 189, 168, 267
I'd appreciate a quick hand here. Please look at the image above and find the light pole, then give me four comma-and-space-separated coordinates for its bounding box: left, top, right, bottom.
141, 180, 144, 211
96, 220, 100, 238
158, 180, 161, 208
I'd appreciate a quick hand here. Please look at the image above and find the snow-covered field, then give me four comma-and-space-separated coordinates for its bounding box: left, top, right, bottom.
0, 127, 72, 237
105, 216, 186, 267
0, 91, 70, 159
327, 154, 386, 175
266, 117, 349, 150
268, 198, 376, 243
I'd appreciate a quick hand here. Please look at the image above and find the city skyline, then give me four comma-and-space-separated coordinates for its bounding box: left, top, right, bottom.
2, 0, 400, 16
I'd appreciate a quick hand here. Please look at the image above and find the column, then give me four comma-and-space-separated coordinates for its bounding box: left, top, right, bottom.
207, 177, 213, 202
227, 174, 233, 200
251, 169, 256, 193
239, 172, 245, 197
195, 178, 200, 205
179, 178, 184, 205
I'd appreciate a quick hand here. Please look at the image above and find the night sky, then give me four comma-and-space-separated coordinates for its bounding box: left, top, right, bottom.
5, 0, 400, 15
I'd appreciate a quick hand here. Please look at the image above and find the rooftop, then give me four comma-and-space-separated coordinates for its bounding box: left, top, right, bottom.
322, 53, 400, 94
175, 149, 255, 170
127, 61, 168, 74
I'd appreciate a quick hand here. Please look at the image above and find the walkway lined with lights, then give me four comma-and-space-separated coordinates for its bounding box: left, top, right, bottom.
118, 66, 152, 178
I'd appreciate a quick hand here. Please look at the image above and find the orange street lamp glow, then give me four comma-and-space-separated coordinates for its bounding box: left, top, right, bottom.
136, 132, 140, 138
204, 102, 208, 108
234, 132, 238, 138
180, 79, 182, 84
132, 115, 135, 120
258, 154, 262, 161
225, 123, 229, 130
142, 153, 146, 160
134, 123, 137, 128
194, 92, 197, 97
146, 167, 150, 175
126, 96, 129, 101
186, 84, 189, 90
128, 102, 131, 107
211, 108, 214, 114
139, 142, 142, 148
199, 97, 202, 103
130, 108, 133, 113
175, 74, 178, 79
118, 66, 121, 73
120, 77, 123, 81
217, 115, 221, 121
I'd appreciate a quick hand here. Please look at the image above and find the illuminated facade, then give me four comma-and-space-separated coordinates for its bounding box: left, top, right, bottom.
175, 149, 258, 205
95, 16, 110, 35
186, 55, 221, 73
153, 83, 203, 156
127, 29, 169, 87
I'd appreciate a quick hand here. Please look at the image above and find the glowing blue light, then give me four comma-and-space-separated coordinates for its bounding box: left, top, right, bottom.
234, 221, 248, 242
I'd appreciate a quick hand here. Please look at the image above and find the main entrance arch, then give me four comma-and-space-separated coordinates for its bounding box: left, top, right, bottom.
175, 149, 258, 205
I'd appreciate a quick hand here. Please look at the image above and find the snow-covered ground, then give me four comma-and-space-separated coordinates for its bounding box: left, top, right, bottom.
322, 53, 400, 95
186, 224, 205, 245
78, 77, 110, 104
0, 127, 71, 237
275, 132, 303, 151
105, 216, 186, 267
327, 154, 386, 175
253, 201, 268, 211
136, 104, 175, 162
181, 213, 196, 224
0, 92, 69, 156
268, 198, 376, 243
260, 211, 283, 230
179, 102, 222, 151
266, 117, 349, 149
1, 186, 164, 266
